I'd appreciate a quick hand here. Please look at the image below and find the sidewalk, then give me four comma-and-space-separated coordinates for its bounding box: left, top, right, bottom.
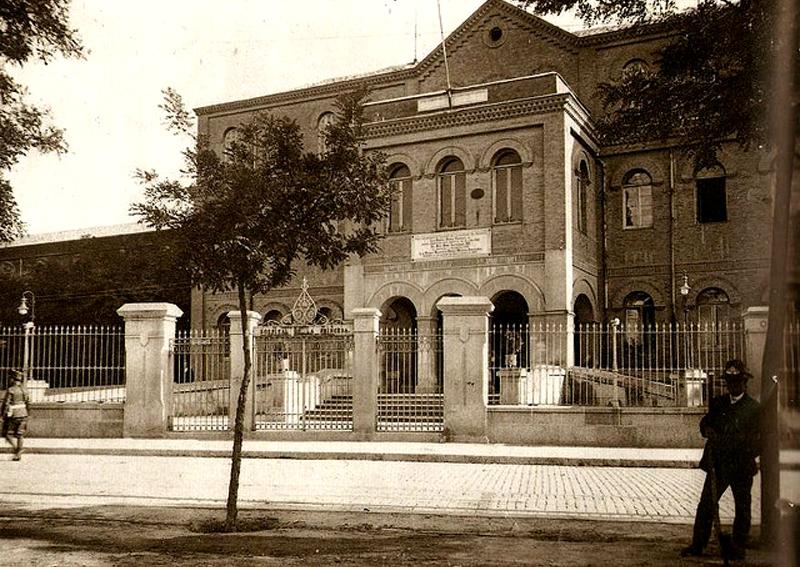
5, 439, 799, 527
23, 437, 708, 467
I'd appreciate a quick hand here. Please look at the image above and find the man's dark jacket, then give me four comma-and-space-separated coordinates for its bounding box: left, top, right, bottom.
698, 393, 761, 480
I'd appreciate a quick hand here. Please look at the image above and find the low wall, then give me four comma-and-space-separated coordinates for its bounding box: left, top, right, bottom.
485, 407, 707, 448
27, 403, 124, 438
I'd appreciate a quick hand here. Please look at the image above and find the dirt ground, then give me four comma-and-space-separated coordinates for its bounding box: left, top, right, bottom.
0, 505, 780, 566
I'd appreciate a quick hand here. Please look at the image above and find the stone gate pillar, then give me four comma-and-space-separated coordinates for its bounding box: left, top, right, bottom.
352, 308, 380, 438
437, 296, 493, 441
117, 303, 183, 437
228, 310, 262, 431
743, 306, 768, 400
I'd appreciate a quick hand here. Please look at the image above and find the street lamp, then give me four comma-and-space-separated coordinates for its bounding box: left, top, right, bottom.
17, 290, 35, 321
679, 274, 691, 319
679, 273, 692, 372
17, 291, 35, 383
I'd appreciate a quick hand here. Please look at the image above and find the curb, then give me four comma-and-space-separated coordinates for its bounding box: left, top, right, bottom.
9, 447, 700, 468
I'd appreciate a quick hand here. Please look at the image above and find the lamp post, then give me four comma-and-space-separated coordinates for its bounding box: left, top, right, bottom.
17, 291, 35, 383
679, 273, 691, 369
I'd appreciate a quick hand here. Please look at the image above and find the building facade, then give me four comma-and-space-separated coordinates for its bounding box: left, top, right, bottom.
192, 0, 772, 357
0, 224, 191, 327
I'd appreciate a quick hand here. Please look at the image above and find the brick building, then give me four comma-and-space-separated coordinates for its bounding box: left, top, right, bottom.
192, 0, 773, 354
0, 224, 191, 327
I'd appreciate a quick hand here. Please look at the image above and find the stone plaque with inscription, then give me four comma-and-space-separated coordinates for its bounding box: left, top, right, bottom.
411, 228, 491, 261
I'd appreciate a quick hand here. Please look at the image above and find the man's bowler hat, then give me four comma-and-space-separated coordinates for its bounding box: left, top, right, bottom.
722, 359, 751, 382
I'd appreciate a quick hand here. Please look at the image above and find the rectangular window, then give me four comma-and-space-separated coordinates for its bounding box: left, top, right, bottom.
696, 177, 727, 223
388, 178, 412, 233
439, 173, 465, 228
494, 165, 522, 223
623, 186, 653, 228
439, 176, 452, 227
509, 166, 522, 222
495, 167, 508, 222
577, 180, 587, 234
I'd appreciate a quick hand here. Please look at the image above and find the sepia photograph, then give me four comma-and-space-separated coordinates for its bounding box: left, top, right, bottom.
0, 0, 797, 564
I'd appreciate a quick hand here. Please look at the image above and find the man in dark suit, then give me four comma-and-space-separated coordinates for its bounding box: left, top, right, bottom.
682, 359, 761, 559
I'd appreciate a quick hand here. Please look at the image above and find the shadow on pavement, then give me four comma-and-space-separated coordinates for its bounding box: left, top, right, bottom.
0, 504, 776, 566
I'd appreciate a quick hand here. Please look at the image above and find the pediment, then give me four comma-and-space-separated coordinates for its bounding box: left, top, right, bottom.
414, 0, 580, 90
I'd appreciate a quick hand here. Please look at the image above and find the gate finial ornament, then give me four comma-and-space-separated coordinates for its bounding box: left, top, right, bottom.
290, 277, 319, 326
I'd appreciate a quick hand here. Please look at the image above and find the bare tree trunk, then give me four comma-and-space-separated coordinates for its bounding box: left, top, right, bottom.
225, 282, 251, 531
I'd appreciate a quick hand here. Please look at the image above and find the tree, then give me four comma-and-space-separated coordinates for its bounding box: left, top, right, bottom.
132, 87, 392, 530
515, 0, 796, 169
517, 0, 799, 547
0, 0, 84, 241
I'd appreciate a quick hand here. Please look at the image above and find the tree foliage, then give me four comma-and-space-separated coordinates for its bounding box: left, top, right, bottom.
133, 87, 391, 296
516, 0, 794, 169
0, 0, 83, 241
132, 86, 392, 529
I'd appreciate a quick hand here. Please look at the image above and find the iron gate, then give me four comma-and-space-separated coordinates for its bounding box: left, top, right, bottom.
252, 280, 353, 430
377, 328, 443, 432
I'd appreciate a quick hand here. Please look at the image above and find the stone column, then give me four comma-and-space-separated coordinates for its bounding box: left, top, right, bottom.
528, 310, 575, 367
352, 308, 380, 438
228, 310, 262, 431
437, 296, 493, 441
415, 315, 438, 393
117, 303, 183, 437
743, 306, 768, 400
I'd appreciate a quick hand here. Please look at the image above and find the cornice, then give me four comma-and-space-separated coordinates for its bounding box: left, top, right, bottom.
195, 74, 414, 117
363, 94, 571, 140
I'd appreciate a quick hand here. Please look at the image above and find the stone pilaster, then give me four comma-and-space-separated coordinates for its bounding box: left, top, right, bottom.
228, 310, 262, 431
437, 296, 494, 441
352, 308, 381, 437
117, 303, 183, 437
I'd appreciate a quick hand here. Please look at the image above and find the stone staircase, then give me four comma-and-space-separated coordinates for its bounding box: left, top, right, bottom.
377, 393, 444, 430
301, 394, 353, 424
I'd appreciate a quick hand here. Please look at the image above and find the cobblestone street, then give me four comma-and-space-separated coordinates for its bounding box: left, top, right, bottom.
0, 454, 761, 525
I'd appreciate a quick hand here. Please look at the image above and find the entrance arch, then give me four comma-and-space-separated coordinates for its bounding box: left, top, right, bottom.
489, 290, 529, 397
573, 294, 594, 366
379, 297, 417, 393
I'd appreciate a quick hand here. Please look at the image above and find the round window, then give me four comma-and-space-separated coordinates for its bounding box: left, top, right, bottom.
483, 24, 507, 48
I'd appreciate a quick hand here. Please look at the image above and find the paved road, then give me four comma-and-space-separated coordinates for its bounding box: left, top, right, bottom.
0, 453, 764, 524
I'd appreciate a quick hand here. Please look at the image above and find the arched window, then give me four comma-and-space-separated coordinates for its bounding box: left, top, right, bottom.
437, 157, 466, 228
263, 309, 283, 324
493, 150, 522, 223
317, 112, 336, 154
622, 170, 653, 229
388, 164, 413, 232
623, 291, 655, 345
577, 160, 590, 234
696, 287, 731, 326
216, 313, 231, 334
696, 164, 727, 223
222, 128, 241, 162
622, 58, 648, 79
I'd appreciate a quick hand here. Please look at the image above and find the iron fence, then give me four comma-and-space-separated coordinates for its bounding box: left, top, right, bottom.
783, 315, 800, 409
377, 327, 444, 432
489, 321, 746, 407
0, 325, 125, 403
170, 329, 230, 431
253, 327, 354, 430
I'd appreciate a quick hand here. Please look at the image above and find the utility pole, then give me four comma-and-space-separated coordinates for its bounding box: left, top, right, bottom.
760, 0, 798, 547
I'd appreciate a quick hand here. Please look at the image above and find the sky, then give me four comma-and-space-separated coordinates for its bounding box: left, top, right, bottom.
8, 0, 584, 236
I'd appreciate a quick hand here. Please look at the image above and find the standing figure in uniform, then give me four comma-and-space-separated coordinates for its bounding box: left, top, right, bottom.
682, 359, 761, 559
2, 371, 30, 461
